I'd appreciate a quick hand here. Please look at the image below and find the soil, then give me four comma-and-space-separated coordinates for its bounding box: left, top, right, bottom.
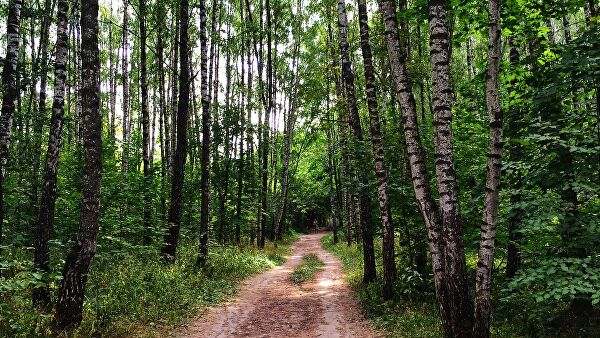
174, 232, 379, 338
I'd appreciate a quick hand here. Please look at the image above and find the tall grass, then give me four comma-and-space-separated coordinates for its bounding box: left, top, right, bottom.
321, 233, 442, 338
321, 233, 522, 338
1, 233, 298, 337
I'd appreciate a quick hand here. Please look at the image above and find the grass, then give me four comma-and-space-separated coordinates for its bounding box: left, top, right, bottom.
290, 254, 325, 284
0, 231, 299, 337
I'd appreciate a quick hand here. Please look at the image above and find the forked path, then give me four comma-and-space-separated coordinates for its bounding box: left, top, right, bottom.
176, 233, 379, 338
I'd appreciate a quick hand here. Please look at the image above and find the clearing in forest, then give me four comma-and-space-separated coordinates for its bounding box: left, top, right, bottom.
175, 233, 378, 338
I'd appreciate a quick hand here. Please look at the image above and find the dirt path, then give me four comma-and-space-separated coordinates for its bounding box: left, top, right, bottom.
175, 233, 379, 338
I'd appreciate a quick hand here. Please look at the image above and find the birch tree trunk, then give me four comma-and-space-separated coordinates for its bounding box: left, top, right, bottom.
162, 0, 191, 263
257, 0, 272, 249
156, 7, 168, 220
235, 0, 246, 245
151, 87, 157, 168
55, 0, 102, 328
217, 21, 232, 243
326, 14, 346, 245
170, 10, 180, 177
109, 3, 117, 140
327, 6, 351, 245
121, 2, 130, 174
428, 0, 473, 335
140, 0, 152, 245
357, 0, 395, 298
337, 0, 376, 283
246, 29, 256, 245
325, 59, 339, 245
33, 0, 69, 308
31, 0, 53, 211
197, 0, 212, 266
0, 0, 23, 246
473, 1, 503, 336
506, 40, 522, 279
378, 0, 453, 332
275, 27, 300, 244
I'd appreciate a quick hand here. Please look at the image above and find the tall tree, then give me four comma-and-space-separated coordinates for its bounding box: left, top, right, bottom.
121, 1, 130, 174
336, 0, 376, 283
108, 2, 117, 140
473, 1, 503, 336
378, 0, 451, 333
33, 0, 69, 308
155, 2, 169, 220
246, 22, 256, 245
162, 0, 191, 262
139, 0, 152, 245
169, 11, 180, 176
275, 42, 300, 244
0, 0, 23, 248
328, 5, 352, 245
258, 0, 273, 250
197, 0, 212, 266
235, 0, 246, 245
505, 37, 522, 279
30, 0, 54, 211
55, 0, 102, 328
326, 12, 345, 245
356, 0, 395, 299
428, 0, 473, 335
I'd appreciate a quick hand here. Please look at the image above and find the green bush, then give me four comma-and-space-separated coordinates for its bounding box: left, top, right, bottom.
501, 257, 600, 336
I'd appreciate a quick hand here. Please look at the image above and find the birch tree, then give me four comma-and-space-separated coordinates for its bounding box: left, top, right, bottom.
55, 0, 102, 328
0, 0, 23, 248
162, 0, 191, 262
33, 0, 69, 308
336, 0, 376, 283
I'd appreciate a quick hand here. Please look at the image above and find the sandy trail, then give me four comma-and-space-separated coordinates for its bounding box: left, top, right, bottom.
175, 233, 378, 338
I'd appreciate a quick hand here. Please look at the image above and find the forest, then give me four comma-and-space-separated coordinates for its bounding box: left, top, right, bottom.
0, 0, 599, 336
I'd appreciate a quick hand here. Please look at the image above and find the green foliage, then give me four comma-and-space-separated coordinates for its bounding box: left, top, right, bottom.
321, 233, 523, 337
290, 254, 324, 284
2, 0, 599, 335
0, 240, 291, 337
501, 257, 600, 335
321, 233, 442, 337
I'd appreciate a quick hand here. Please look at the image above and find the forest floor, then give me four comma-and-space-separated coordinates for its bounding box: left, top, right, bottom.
174, 232, 378, 338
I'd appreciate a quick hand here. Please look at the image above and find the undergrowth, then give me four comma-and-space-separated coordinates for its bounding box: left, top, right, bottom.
321, 232, 519, 338
0, 231, 298, 337
290, 254, 324, 284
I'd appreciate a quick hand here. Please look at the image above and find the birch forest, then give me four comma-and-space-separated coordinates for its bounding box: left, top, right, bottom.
0, 0, 599, 337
